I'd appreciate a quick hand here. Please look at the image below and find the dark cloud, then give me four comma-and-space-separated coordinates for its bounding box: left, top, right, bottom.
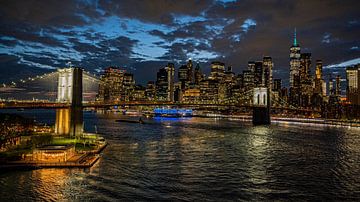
68, 35, 139, 71
98, 0, 213, 25
0, 22, 66, 48
0, 0, 359, 87
0, 54, 51, 83
0, 0, 102, 27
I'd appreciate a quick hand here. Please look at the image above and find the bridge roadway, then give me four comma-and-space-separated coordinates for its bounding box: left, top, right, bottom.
0, 101, 319, 113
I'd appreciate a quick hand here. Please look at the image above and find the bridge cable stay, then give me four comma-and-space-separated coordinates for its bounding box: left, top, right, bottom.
0, 71, 59, 89
270, 91, 296, 109
0, 71, 60, 101
233, 88, 255, 105
0, 70, 104, 101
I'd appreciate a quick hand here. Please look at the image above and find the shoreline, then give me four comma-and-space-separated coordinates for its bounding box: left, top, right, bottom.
193, 114, 360, 128
0, 142, 108, 170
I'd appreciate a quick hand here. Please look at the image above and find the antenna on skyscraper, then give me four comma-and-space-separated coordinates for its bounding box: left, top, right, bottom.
294, 28, 297, 46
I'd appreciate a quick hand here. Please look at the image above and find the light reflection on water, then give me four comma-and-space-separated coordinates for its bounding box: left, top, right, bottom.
0, 110, 360, 201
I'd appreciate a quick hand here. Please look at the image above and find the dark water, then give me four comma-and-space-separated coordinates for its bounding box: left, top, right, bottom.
1, 110, 360, 201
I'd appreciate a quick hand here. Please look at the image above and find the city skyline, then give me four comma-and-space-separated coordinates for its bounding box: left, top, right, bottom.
1, 2, 360, 200
0, 0, 359, 85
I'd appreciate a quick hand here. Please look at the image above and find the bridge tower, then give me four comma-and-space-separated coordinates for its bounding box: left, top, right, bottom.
55, 67, 83, 137
252, 87, 271, 125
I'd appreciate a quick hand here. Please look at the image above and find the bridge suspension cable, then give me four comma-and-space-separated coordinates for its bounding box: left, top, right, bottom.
1, 71, 59, 88
270, 91, 297, 109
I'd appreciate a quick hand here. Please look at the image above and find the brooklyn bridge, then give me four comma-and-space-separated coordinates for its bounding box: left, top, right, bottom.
0, 67, 320, 134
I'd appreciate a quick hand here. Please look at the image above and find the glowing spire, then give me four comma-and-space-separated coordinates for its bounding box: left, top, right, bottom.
294, 28, 297, 46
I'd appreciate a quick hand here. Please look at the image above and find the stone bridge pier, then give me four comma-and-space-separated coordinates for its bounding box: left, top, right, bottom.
252, 87, 271, 125
55, 67, 83, 137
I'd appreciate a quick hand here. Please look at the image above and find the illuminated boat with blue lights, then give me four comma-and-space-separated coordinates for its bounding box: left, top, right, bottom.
153, 108, 193, 117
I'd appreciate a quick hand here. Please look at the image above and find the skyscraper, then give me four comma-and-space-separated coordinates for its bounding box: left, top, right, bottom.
156, 63, 175, 102
224, 66, 235, 83
289, 29, 301, 106
122, 73, 135, 101
289, 29, 301, 88
335, 75, 341, 96
273, 79, 282, 92
97, 67, 125, 102
199, 79, 219, 103
314, 60, 325, 95
194, 63, 203, 85
329, 78, 335, 95
312, 60, 325, 109
145, 81, 156, 101
186, 59, 193, 83
315, 60, 322, 80
178, 65, 188, 89
243, 70, 254, 92
272, 78, 282, 106
346, 65, 360, 105
209, 61, 225, 81
263, 56, 273, 89
248, 61, 255, 72
165, 63, 175, 102
254, 61, 263, 87
299, 53, 311, 80
299, 53, 312, 107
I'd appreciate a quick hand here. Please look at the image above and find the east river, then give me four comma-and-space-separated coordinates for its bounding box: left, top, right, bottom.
1, 110, 360, 201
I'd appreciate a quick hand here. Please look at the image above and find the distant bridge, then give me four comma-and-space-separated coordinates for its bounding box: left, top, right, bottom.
0, 100, 319, 114
0, 67, 318, 115
0, 67, 320, 129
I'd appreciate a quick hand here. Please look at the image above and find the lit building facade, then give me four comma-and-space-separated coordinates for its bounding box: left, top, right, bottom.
262, 56, 273, 89
166, 63, 175, 102
289, 29, 301, 106
243, 70, 254, 91
254, 61, 263, 87
156, 63, 175, 102
209, 61, 225, 81
186, 59, 193, 83
273, 79, 282, 92
335, 75, 341, 96
178, 65, 188, 90
299, 53, 313, 107
97, 67, 125, 102
145, 81, 156, 101
194, 63, 204, 86
131, 85, 146, 101
289, 29, 301, 88
122, 73, 135, 101
199, 79, 219, 103
182, 88, 201, 103
346, 65, 360, 105
248, 61, 255, 72
314, 60, 325, 95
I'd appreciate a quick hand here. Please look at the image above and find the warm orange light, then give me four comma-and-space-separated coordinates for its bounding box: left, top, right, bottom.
55, 108, 70, 135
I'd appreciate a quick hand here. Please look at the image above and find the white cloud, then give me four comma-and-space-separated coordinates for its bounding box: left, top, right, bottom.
324, 58, 360, 69
241, 19, 256, 33
322, 33, 331, 44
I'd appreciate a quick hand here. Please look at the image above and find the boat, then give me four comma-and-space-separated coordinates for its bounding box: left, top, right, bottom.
115, 118, 145, 124
123, 110, 142, 116
153, 108, 193, 118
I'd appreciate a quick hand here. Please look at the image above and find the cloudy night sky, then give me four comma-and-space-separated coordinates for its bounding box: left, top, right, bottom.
0, 0, 359, 86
